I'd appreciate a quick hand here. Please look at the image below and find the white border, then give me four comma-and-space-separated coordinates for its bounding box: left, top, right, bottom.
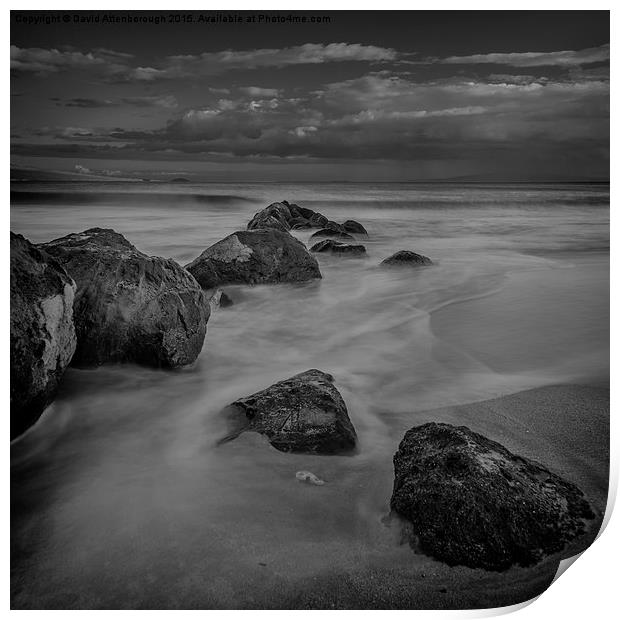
5, 2, 615, 618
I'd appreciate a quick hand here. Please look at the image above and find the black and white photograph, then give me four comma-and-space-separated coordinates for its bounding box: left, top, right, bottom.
9, 8, 610, 610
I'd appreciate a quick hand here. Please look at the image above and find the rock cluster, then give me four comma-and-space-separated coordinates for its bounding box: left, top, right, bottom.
246, 200, 367, 237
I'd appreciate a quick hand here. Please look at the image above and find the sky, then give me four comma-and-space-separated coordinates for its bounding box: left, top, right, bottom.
10, 10, 610, 181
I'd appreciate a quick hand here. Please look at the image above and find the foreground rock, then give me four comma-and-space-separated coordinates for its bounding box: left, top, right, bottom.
310, 239, 367, 256
220, 369, 357, 454
10, 233, 77, 439
381, 250, 433, 267
390, 422, 595, 571
342, 220, 368, 235
186, 229, 321, 287
41, 228, 209, 368
309, 229, 355, 241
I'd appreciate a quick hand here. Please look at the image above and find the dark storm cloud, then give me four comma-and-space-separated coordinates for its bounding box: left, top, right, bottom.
10, 42, 398, 81
59, 95, 178, 108
10, 12, 609, 179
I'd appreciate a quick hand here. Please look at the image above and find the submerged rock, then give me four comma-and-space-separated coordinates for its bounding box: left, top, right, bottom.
309, 229, 355, 241
381, 250, 433, 267
220, 369, 357, 454
10, 233, 77, 439
390, 422, 595, 571
342, 220, 368, 235
186, 229, 321, 287
40, 228, 209, 368
310, 239, 367, 256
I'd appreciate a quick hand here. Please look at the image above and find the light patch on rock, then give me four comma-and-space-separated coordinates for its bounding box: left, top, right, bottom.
207, 234, 253, 263
39, 283, 76, 371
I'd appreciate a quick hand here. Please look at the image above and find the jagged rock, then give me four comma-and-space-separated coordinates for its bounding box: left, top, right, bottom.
381, 250, 433, 266
40, 228, 209, 368
291, 221, 312, 230
309, 212, 329, 228
247, 202, 292, 231
220, 369, 357, 454
310, 239, 367, 256
309, 229, 355, 241
294, 205, 316, 220
390, 422, 595, 571
289, 217, 312, 229
342, 220, 368, 235
186, 229, 321, 287
10, 232, 77, 439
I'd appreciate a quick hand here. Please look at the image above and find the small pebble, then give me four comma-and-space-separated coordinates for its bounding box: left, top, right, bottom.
296, 470, 325, 485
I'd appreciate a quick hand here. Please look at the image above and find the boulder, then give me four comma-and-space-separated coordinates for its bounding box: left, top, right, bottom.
390, 422, 595, 571
40, 228, 209, 368
10, 233, 77, 439
342, 220, 368, 235
220, 369, 357, 454
309, 229, 355, 241
247, 202, 292, 231
310, 239, 367, 256
186, 229, 321, 288
381, 250, 433, 267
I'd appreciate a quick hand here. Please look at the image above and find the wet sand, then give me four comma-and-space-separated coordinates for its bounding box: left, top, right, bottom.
11, 383, 608, 609
228, 384, 609, 610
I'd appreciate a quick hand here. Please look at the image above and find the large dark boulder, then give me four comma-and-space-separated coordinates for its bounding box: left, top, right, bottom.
342, 220, 368, 235
40, 228, 209, 368
247, 202, 292, 232
10, 232, 77, 439
381, 250, 433, 267
220, 369, 357, 454
186, 229, 321, 288
310, 239, 367, 256
309, 229, 355, 241
390, 422, 595, 571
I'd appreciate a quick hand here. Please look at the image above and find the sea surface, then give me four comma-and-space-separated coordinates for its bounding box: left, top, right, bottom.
10, 182, 610, 608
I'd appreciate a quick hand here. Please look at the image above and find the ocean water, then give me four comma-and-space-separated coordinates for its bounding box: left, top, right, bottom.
10, 182, 609, 608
